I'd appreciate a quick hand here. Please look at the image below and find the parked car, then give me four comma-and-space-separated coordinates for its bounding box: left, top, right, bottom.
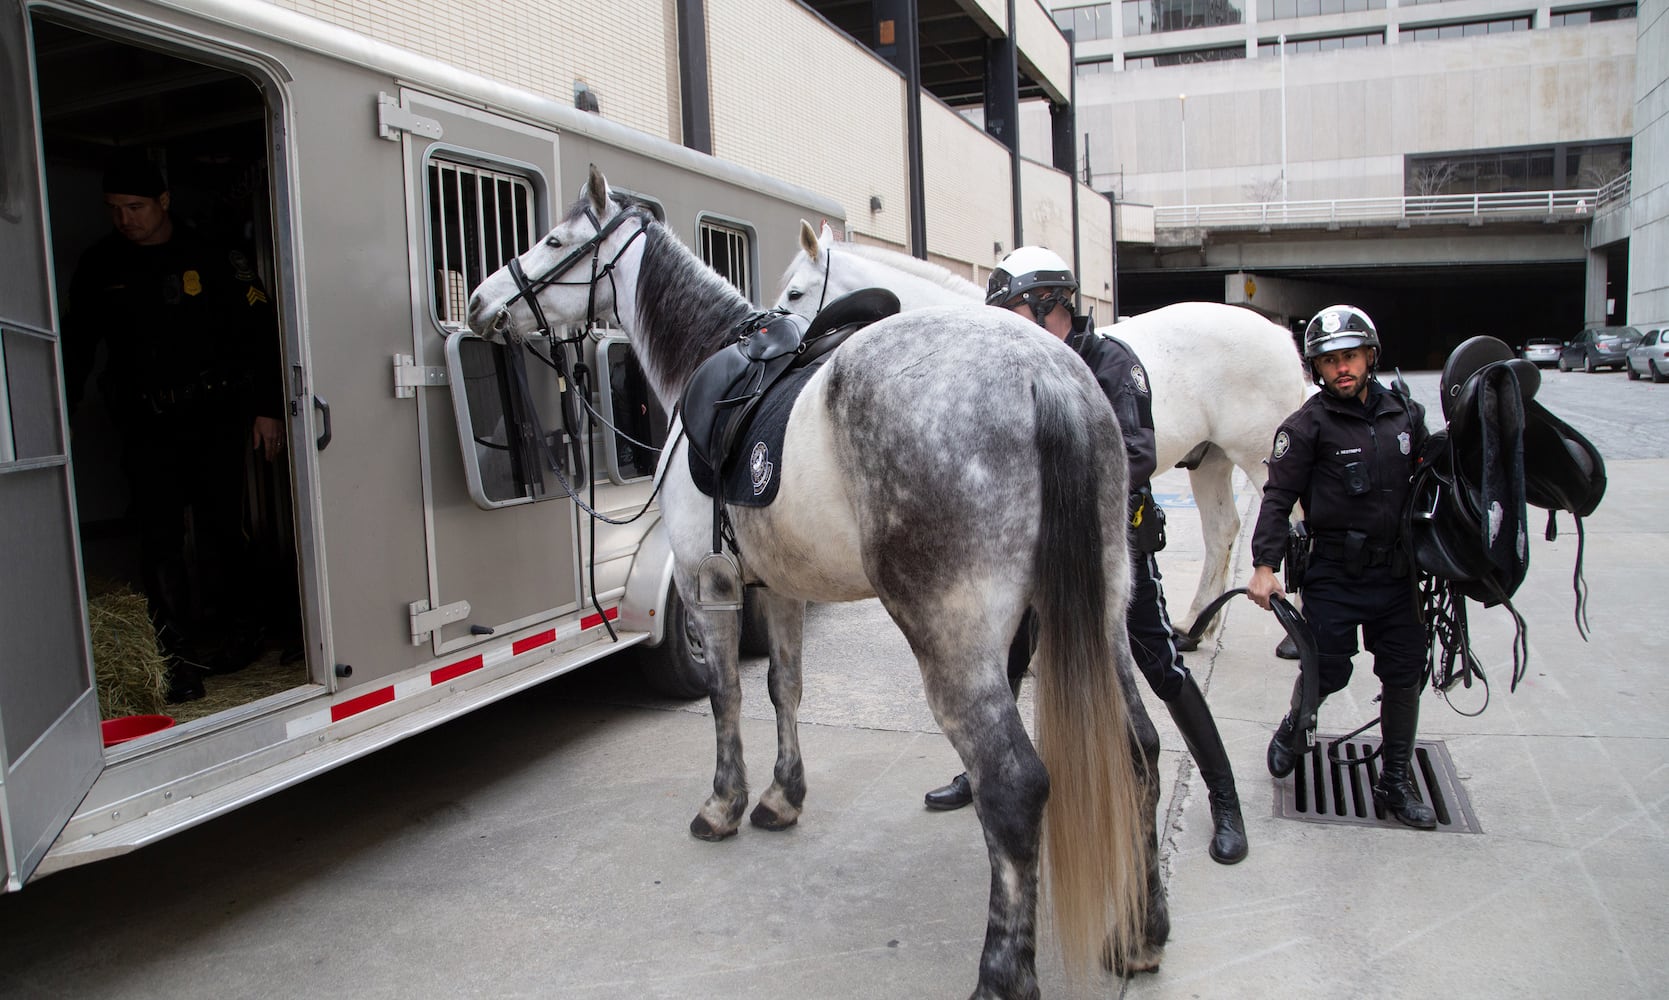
1627, 328, 1669, 382
1559, 326, 1641, 372
1520, 337, 1564, 367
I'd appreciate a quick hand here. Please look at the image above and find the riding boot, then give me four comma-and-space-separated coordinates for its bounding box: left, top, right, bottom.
1373, 684, 1437, 829
1266, 676, 1313, 778
1275, 634, 1299, 660
1166, 677, 1247, 865
924, 772, 972, 811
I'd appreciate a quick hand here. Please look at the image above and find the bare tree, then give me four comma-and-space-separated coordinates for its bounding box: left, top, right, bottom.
1575, 158, 1628, 189
1243, 175, 1284, 203
1408, 160, 1458, 197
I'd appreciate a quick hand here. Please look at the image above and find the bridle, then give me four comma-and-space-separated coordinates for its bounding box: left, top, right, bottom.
488, 201, 665, 641
500, 201, 651, 338
813, 243, 833, 314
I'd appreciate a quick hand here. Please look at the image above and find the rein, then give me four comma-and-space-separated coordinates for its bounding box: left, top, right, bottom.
493, 204, 659, 640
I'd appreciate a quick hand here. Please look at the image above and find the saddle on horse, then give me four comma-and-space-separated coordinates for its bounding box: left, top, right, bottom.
1406, 335, 1606, 698
679, 288, 900, 610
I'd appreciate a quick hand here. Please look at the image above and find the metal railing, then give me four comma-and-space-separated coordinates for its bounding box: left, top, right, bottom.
1596, 170, 1632, 208
1153, 188, 1604, 230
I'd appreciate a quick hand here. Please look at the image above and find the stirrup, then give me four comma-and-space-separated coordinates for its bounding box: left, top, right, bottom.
696, 552, 744, 611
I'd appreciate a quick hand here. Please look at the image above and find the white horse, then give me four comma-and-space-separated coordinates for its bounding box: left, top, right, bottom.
468, 166, 1167, 997
776, 222, 1310, 643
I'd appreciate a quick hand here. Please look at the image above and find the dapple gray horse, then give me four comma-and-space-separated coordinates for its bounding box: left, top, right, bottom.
778, 222, 1311, 645
468, 166, 1165, 997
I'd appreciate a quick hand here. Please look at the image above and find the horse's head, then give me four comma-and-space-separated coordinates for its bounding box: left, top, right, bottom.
773, 219, 841, 320
467, 164, 650, 344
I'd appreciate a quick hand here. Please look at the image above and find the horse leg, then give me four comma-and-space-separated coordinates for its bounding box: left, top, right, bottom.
685, 577, 749, 842
749, 590, 809, 830
1106, 639, 1169, 977
1178, 447, 1240, 648
906, 628, 1048, 1000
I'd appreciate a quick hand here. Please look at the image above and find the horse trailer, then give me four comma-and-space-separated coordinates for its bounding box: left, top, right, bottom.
0, 0, 843, 890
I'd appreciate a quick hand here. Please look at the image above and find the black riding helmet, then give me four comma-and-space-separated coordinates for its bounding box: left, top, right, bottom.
987, 246, 1077, 326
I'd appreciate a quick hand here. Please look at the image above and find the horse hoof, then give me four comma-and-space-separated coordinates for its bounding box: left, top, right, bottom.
1102, 943, 1164, 979
689, 814, 739, 842
749, 802, 799, 831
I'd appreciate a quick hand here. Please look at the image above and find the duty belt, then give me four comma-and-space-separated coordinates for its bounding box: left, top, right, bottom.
1310, 535, 1393, 567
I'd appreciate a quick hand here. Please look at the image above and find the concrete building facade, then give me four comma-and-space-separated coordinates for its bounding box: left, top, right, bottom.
262, 0, 1117, 317
1022, 0, 1666, 346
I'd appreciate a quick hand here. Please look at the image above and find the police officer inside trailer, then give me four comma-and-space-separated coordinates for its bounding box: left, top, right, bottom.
1247, 305, 1438, 830
61, 154, 285, 703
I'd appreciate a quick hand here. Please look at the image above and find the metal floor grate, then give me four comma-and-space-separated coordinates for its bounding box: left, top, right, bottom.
1274, 734, 1482, 834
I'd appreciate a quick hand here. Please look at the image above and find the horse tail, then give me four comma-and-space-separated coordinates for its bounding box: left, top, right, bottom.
1030, 378, 1149, 974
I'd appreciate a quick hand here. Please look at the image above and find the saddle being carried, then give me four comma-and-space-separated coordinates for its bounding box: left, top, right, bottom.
1405, 335, 1605, 700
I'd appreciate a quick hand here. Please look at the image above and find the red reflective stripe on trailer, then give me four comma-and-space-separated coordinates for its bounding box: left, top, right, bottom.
431, 654, 485, 685
330, 685, 395, 722
580, 607, 619, 630
512, 629, 556, 655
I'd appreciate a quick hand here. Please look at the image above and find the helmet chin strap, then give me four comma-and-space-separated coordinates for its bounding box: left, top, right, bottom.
1026, 292, 1072, 327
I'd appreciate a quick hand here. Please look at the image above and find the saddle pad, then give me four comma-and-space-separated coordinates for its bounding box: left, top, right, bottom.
689, 359, 825, 507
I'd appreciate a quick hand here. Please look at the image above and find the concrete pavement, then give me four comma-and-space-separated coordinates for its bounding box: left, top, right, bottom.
0, 462, 1664, 998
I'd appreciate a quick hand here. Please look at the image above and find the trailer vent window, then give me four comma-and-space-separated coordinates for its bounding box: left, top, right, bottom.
698, 217, 754, 302
427, 161, 536, 330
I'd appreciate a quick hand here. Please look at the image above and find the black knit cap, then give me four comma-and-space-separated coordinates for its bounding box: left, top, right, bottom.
102, 156, 168, 198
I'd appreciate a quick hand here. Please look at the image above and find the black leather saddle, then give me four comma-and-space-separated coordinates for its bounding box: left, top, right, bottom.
681, 287, 900, 502
1409, 341, 1530, 606
1433, 335, 1604, 520
1407, 335, 1607, 695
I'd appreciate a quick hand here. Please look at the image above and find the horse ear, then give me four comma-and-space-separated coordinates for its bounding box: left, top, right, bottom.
819, 222, 835, 246
586, 163, 610, 215
799, 219, 820, 260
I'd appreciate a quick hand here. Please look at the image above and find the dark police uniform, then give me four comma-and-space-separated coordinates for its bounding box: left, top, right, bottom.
1057, 317, 1194, 701
1251, 378, 1428, 694
64, 226, 282, 668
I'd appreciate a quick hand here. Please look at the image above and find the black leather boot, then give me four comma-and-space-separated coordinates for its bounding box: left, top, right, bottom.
1266, 676, 1312, 778
1275, 634, 1299, 660
924, 772, 972, 811
1167, 677, 1247, 864
1374, 684, 1437, 829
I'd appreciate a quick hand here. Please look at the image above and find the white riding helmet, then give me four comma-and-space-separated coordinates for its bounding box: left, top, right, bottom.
986, 246, 1078, 307
1303, 305, 1380, 359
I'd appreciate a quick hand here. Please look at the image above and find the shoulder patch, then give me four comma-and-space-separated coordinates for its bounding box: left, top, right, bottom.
229, 250, 255, 281
1272, 430, 1291, 460
1129, 363, 1149, 395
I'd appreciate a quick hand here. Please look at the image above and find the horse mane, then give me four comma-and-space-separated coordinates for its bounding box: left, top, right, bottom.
634, 218, 755, 401
836, 242, 983, 298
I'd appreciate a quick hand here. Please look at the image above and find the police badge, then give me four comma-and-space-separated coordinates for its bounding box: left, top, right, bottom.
1398, 430, 1411, 455
1130, 364, 1149, 395
1272, 430, 1291, 460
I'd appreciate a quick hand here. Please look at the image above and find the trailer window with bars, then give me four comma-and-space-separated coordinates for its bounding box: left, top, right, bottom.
427, 159, 537, 331
698, 216, 755, 302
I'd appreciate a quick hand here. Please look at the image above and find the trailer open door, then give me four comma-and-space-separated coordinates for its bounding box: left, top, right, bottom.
0, 5, 103, 890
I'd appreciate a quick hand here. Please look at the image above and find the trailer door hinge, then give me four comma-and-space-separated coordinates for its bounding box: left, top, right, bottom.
377, 92, 444, 142
409, 599, 471, 645
394, 354, 448, 397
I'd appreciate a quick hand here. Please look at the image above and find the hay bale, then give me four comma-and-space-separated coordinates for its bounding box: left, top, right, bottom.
88, 590, 170, 719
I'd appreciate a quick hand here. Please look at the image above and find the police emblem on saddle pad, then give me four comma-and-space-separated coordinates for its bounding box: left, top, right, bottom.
749, 441, 774, 497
